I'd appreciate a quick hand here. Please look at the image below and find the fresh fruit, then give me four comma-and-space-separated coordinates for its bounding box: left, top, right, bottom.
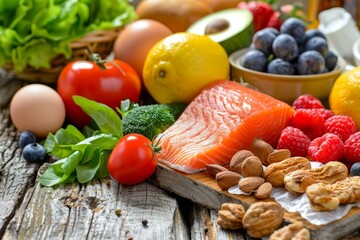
350, 162, 360, 176
135, 0, 213, 33
291, 109, 325, 140
107, 133, 158, 185
292, 94, 325, 110
303, 29, 326, 44
325, 51, 338, 71
329, 67, 360, 129
266, 3, 306, 30
187, 9, 254, 55
57, 58, 141, 128
272, 33, 299, 61
297, 50, 326, 75
252, 28, 277, 55
143, 32, 229, 103
315, 109, 335, 120
22, 143, 47, 163
113, 19, 172, 79
237, 1, 274, 32
343, 132, 360, 164
324, 115, 357, 142
241, 49, 268, 72
308, 133, 344, 163
19, 131, 36, 149
9, 84, 66, 139
279, 17, 305, 44
305, 36, 329, 57
267, 58, 295, 75
277, 126, 310, 157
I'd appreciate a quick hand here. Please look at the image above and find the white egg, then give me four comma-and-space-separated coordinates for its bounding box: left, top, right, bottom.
10, 84, 66, 139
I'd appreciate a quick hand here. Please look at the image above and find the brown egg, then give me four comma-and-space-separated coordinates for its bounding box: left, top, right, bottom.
113, 19, 172, 79
10, 84, 66, 139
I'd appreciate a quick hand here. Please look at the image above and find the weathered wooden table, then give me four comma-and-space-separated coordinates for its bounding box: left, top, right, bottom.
0, 73, 360, 240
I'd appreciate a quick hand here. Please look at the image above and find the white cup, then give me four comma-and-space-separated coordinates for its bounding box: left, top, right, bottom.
318, 7, 360, 60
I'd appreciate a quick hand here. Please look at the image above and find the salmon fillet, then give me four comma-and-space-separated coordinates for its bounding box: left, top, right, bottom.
156, 80, 294, 174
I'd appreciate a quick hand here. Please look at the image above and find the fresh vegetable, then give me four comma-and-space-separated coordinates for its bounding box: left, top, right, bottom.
39, 96, 123, 186
108, 133, 158, 185
0, 0, 137, 72
57, 57, 141, 128
121, 102, 187, 140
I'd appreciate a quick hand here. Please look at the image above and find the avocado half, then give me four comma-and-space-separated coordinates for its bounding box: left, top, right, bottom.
187, 9, 254, 55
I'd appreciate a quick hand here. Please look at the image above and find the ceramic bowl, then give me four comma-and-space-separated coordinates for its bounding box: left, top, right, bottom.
353, 38, 360, 66
229, 48, 346, 104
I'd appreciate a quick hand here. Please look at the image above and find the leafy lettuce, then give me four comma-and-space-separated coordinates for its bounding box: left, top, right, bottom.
0, 0, 137, 72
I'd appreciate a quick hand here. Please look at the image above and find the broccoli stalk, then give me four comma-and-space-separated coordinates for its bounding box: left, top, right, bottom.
121, 103, 187, 140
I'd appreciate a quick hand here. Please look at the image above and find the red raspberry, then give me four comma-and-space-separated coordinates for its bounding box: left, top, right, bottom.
316, 108, 334, 121
343, 132, 360, 163
277, 126, 310, 157
308, 133, 344, 164
292, 94, 325, 110
291, 109, 325, 140
324, 115, 357, 142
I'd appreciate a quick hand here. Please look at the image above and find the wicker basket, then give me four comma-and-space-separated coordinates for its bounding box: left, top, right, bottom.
5, 27, 122, 84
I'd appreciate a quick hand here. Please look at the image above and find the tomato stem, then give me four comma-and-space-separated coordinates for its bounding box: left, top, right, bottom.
89, 53, 107, 70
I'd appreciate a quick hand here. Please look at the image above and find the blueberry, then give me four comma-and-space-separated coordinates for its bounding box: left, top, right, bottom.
305, 36, 329, 57
272, 34, 299, 61
297, 50, 326, 75
22, 143, 47, 163
325, 51, 338, 71
241, 49, 268, 72
280, 17, 306, 44
252, 28, 277, 55
267, 58, 295, 75
350, 162, 360, 176
303, 29, 326, 44
19, 131, 36, 149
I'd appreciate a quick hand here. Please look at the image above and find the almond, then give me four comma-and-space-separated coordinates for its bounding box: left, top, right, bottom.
216, 171, 241, 190
267, 149, 291, 165
250, 138, 273, 166
254, 182, 273, 199
241, 156, 263, 177
206, 164, 228, 177
238, 176, 265, 193
230, 150, 254, 174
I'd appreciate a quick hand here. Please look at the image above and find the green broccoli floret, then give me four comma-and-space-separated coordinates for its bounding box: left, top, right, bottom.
122, 103, 187, 140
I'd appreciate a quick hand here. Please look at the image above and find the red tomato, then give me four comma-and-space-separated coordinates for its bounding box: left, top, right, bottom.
57, 59, 141, 127
108, 134, 158, 185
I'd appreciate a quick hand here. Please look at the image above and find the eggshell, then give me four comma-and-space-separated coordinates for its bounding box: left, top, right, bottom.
113, 19, 172, 78
10, 84, 66, 139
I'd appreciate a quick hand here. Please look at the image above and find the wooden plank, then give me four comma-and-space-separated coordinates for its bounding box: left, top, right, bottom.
2, 170, 190, 240
151, 164, 360, 240
0, 107, 39, 237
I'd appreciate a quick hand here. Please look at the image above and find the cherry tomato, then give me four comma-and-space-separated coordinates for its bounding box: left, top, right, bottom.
108, 134, 158, 185
57, 59, 141, 127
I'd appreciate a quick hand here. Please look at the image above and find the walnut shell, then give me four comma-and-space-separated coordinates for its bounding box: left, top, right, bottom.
284, 161, 348, 194
243, 202, 284, 238
217, 203, 246, 230
264, 157, 311, 187
269, 222, 310, 240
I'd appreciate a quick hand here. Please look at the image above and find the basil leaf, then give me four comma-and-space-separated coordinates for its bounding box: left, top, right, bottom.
81, 144, 95, 164
73, 133, 119, 151
76, 148, 101, 184
73, 95, 123, 138
61, 151, 82, 175
95, 150, 110, 179
39, 166, 71, 187
52, 158, 67, 175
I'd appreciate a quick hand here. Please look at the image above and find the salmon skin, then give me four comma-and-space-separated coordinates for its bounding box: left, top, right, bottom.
156, 80, 294, 174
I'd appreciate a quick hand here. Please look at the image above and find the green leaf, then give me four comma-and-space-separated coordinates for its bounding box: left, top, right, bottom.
76, 148, 101, 184
95, 150, 111, 179
61, 151, 83, 175
80, 144, 95, 164
73, 95, 123, 138
39, 166, 71, 187
73, 133, 119, 151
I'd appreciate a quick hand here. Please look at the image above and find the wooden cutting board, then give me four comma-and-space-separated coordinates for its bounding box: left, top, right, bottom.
150, 164, 360, 240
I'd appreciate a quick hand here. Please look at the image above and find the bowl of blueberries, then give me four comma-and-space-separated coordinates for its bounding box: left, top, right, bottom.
229, 17, 346, 104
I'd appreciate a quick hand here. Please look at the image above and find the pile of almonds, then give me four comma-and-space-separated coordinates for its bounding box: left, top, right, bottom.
207, 138, 292, 199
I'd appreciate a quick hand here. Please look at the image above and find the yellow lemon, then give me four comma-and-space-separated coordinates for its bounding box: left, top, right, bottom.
143, 32, 230, 103
329, 67, 360, 128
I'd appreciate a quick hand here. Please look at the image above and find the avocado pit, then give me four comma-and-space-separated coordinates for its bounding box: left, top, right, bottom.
204, 18, 230, 35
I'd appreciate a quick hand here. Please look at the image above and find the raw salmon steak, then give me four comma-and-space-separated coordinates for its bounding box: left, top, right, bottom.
156, 80, 294, 174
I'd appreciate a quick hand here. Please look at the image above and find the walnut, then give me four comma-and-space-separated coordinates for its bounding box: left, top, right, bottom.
216, 203, 246, 230
284, 161, 348, 194
242, 202, 284, 238
306, 176, 360, 211
269, 222, 311, 240
264, 157, 311, 187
